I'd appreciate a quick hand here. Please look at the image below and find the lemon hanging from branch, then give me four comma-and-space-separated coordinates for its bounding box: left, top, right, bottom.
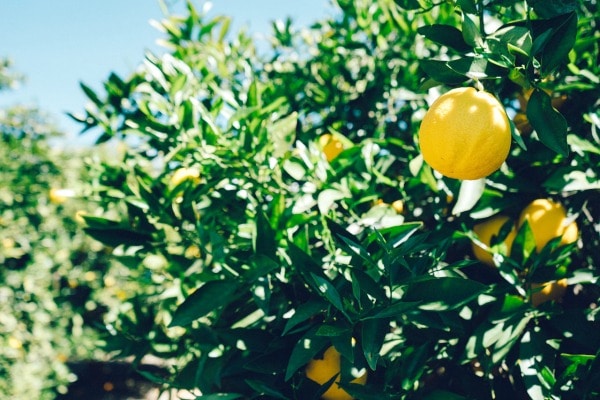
418, 87, 511, 180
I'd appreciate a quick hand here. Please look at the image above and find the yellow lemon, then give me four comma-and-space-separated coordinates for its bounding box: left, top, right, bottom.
319, 134, 344, 162
49, 188, 75, 204
471, 215, 517, 266
391, 200, 404, 214
530, 278, 568, 307
305, 345, 367, 400
518, 199, 578, 252
170, 167, 201, 188
418, 87, 511, 180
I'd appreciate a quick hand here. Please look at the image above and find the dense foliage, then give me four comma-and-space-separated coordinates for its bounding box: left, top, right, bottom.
65, 0, 599, 399
0, 60, 129, 399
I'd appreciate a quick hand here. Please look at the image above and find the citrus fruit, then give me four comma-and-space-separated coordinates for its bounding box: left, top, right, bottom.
391, 200, 404, 214
530, 278, 568, 307
49, 188, 75, 204
471, 215, 516, 266
319, 133, 344, 162
418, 87, 511, 180
305, 345, 367, 400
518, 199, 578, 252
170, 167, 201, 188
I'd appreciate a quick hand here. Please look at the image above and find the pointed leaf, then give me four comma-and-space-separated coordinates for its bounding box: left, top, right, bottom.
402, 277, 488, 310
419, 59, 469, 84
417, 24, 471, 52
169, 280, 240, 327
527, 89, 568, 156
540, 12, 578, 74
461, 13, 483, 48
452, 178, 486, 215
283, 300, 328, 335
285, 327, 330, 381
361, 318, 388, 370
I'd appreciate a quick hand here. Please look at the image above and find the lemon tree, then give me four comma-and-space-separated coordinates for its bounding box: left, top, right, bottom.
71, 1, 599, 399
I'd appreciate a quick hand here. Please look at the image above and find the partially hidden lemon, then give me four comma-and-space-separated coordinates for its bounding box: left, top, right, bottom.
319, 134, 344, 162
49, 188, 75, 204
170, 167, 201, 188
530, 278, 568, 307
418, 87, 511, 180
518, 199, 578, 252
471, 215, 516, 266
305, 345, 367, 400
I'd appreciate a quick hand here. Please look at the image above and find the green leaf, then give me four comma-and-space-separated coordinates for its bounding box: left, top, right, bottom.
351, 269, 387, 304
461, 13, 482, 48
318, 188, 348, 214
245, 380, 288, 399
402, 277, 489, 311
456, 0, 478, 14
83, 227, 151, 248
361, 318, 388, 370
451, 178, 486, 215
316, 324, 350, 337
529, 0, 578, 18
80, 82, 103, 107
254, 211, 277, 259
465, 309, 532, 364
512, 219, 537, 265
268, 111, 297, 158
419, 59, 469, 85
364, 300, 421, 321
244, 255, 280, 282
283, 300, 328, 335
519, 329, 557, 400
169, 280, 240, 327
326, 218, 377, 269
540, 12, 578, 74
447, 56, 507, 80
310, 273, 350, 321
285, 327, 330, 381
417, 24, 472, 52
544, 168, 600, 192
526, 88, 568, 156
288, 243, 332, 294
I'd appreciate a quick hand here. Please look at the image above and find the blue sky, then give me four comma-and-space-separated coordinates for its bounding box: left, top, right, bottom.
0, 0, 332, 144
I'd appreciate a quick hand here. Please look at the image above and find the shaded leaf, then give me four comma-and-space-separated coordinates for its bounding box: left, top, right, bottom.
527, 88, 568, 156
417, 24, 471, 52
403, 277, 489, 310
419, 59, 469, 85
285, 327, 330, 381
282, 300, 328, 335
169, 280, 240, 327
361, 318, 388, 370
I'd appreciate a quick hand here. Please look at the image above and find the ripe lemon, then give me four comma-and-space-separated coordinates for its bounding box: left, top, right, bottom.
170, 167, 201, 188
530, 278, 568, 307
319, 134, 344, 162
471, 215, 516, 266
418, 87, 511, 180
49, 188, 75, 204
391, 200, 404, 214
305, 345, 367, 400
518, 199, 578, 252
